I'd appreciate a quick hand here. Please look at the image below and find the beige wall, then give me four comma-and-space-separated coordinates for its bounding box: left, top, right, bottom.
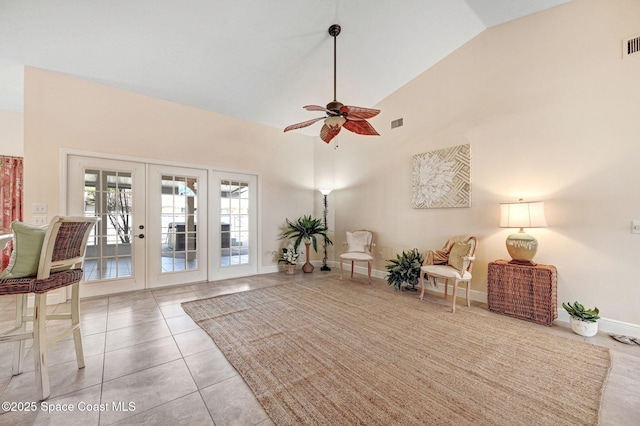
327, 0, 640, 325
23, 67, 317, 269
0, 109, 23, 156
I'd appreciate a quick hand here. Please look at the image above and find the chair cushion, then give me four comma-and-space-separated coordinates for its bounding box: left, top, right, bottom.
346, 231, 368, 253
0, 222, 47, 279
340, 252, 373, 261
421, 264, 471, 280
447, 242, 470, 273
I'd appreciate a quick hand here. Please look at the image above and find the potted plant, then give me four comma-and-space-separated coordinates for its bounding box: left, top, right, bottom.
281, 215, 333, 273
278, 243, 300, 274
563, 301, 600, 337
385, 248, 424, 291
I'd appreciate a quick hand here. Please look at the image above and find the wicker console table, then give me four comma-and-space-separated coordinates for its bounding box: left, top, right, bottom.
487, 260, 558, 326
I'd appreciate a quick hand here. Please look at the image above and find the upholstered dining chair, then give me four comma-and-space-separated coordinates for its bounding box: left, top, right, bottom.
340, 230, 375, 284
419, 235, 478, 313
0, 216, 98, 400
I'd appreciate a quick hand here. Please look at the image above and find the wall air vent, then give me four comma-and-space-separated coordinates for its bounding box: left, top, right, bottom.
623, 34, 640, 58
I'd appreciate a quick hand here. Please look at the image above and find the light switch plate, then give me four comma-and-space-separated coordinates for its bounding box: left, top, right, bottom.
632, 220, 640, 234
33, 203, 47, 214
33, 216, 47, 226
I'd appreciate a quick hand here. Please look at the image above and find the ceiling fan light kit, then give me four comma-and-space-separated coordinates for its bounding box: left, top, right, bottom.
284, 24, 381, 144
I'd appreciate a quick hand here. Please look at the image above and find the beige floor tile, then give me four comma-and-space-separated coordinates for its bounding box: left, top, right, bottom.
172, 327, 218, 358
165, 314, 199, 335
183, 347, 237, 389
105, 320, 171, 353
110, 391, 214, 425
103, 336, 182, 382
100, 359, 198, 424
200, 375, 269, 426
106, 306, 164, 331
0, 383, 102, 426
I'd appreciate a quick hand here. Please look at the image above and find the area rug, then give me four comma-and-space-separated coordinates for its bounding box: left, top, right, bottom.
182, 279, 611, 425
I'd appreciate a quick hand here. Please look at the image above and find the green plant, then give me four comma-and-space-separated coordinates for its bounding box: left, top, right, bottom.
562, 301, 600, 322
281, 215, 333, 253
385, 248, 424, 290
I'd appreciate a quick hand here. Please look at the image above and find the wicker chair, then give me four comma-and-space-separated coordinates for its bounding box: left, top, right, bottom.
340, 230, 375, 284
419, 235, 478, 313
0, 216, 98, 400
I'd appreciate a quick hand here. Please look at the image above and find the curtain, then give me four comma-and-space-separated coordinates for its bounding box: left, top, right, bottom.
1, 156, 23, 229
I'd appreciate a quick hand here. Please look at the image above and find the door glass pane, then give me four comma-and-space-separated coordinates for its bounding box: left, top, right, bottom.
161, 175, 198, 273
220, 180, 249, 267
83, 170, 133, 281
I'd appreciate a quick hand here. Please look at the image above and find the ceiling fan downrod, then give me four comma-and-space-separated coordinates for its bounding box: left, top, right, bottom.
328, 24, 341, 104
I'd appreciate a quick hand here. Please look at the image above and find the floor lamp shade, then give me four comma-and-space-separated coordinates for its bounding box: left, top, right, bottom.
499, 201, 547, 265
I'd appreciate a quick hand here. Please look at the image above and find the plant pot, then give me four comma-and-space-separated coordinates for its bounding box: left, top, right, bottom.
570, 316, 598, 337
302, 242, 314, 273
283, 264, 296, 275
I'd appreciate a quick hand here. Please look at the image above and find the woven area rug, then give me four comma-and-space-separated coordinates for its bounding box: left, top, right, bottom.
182, 279, 611, 425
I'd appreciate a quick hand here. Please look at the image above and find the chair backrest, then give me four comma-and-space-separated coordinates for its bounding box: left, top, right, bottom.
37, 216, 99, 280
461, 236, 478, 273
343, 230, 374, 254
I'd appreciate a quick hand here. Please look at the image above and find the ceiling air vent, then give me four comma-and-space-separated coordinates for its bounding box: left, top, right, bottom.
391, 118, 403, 129
623, 34, 640, 58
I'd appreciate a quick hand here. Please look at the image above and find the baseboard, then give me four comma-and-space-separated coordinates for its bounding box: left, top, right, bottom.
320, 262, 640, 335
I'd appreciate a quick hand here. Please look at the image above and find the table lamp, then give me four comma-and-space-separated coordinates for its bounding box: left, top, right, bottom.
499, 200, 547, 265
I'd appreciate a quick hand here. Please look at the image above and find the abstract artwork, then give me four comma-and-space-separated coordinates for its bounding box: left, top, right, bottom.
412, 144, 471, 208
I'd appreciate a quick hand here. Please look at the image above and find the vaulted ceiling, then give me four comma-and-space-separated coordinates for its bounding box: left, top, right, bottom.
0, 0, 570, 133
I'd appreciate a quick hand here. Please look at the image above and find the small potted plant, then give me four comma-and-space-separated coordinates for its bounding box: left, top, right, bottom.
385, 248, 425, 291
563, 301, 600, 337
281, 215, 333, 273
278, 243, 300, 274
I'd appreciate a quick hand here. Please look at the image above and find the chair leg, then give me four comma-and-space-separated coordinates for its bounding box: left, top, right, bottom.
419, 273, 425, 300
12, 294, 27, 375
465, 281, 471, 307
33, 293, 50, 400
340, 258, 344, 280
350, 261, 354, 278
451, 280, 456, 313
71, 282, 85, 369
367, 261, 372, 284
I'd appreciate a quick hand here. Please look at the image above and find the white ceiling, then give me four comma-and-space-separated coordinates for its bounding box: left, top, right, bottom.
0, 0, 570, 133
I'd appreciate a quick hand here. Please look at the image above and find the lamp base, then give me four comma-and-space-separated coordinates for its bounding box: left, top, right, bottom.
321, 265, 331, 271
508, 259, 537, 266
505, 231, 539, 265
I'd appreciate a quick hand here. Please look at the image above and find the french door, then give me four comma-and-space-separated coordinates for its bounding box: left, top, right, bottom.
67, 154, 258, 296
147, 165, 207, 288
67, 156, 147, 297
210, 171, 258, 280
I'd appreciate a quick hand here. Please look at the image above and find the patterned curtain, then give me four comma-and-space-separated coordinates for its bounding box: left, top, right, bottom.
1, 156, 24, 229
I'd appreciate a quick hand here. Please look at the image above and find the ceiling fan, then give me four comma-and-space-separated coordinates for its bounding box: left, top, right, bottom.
284, 24, 380, 144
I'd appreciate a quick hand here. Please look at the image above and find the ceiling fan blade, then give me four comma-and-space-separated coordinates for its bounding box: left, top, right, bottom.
341, 105, 380, 119
303, 105, 331, 113
284, 116, 325, 132
343, 119, 380, 136
320, 124, 341, 144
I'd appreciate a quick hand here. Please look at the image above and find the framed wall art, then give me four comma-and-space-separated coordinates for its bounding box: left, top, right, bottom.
412, 144, 471, 208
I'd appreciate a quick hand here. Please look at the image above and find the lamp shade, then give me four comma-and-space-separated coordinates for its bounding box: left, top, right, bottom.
319, 189, 333, 196
499, 201, 547, 229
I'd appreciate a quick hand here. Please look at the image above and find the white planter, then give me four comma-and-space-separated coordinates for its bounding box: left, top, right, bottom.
570, 316, 599, 337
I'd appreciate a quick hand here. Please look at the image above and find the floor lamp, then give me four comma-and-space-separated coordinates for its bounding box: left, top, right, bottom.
319, 189, 332, 271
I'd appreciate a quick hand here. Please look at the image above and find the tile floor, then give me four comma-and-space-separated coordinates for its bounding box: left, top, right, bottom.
0, 270, 638, 425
